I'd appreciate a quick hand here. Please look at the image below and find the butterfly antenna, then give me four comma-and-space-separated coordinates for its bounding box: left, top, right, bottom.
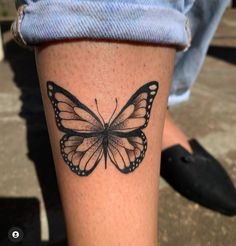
108, 98, 118, 125
95, 99, 105, 125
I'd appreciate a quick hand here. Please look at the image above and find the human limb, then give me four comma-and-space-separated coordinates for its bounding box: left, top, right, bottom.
35, 41, 175, 246
163, 0, 229, 150
162, 110, 192, 153
12, 0, 193, 243
160, 0, 236, 216
169, 0, 229, 105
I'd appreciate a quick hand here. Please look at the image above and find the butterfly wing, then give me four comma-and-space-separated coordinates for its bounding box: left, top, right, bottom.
47, 81, 105, 176
108, 131, 147, 173
108, 81, 158, 173
110, 81, 158, 133
60, 135, 104, 176
47, 81, 104, 135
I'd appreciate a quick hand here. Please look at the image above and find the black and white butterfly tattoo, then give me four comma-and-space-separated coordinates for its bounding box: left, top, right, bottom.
47, 81, 159, 176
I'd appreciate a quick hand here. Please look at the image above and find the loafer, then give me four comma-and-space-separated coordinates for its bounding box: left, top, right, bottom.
160, 139, 236, 216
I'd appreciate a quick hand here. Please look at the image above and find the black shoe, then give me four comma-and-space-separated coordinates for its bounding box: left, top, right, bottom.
160, 139, 236, 216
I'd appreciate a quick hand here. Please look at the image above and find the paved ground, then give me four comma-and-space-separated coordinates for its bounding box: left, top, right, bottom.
0, 9, 235, 246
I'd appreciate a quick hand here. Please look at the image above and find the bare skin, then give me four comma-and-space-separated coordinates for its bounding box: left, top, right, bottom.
162, 111, 193, 153
35, 41, 175, 246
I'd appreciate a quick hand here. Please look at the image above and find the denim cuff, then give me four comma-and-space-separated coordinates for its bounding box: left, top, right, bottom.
12, 0, 193, 49
168, 90, 191, 106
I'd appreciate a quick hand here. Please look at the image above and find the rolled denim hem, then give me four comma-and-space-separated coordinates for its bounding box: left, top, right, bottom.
168, 90, 191, 106
13, 1, 191, 49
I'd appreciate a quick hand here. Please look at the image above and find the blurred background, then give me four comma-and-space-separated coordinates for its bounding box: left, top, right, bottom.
0, 1, 236, 245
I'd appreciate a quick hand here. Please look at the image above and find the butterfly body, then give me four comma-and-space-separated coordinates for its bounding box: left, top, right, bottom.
101, 123, 110, 169
47, 80, 159, 176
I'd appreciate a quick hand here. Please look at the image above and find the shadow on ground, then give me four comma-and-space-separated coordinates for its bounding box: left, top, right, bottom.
0, 198, 40, 246
207, 45, 236, 65
1, 21, 66, 246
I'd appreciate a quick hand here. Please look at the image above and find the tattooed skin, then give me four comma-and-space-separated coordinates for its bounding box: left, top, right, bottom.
47, 81, 159, 176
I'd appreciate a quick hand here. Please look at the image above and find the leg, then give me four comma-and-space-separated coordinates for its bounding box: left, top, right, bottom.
36, 41, 175, 246
161, 1, 236, 213
164, 0, 229, 151
169, 0, 229, 105
162, 110, 192, 153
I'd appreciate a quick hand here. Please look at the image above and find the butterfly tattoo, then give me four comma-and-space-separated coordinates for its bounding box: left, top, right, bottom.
47, 81, 159, 176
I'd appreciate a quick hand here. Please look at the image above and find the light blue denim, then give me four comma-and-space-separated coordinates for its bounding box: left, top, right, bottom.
168, 0, 229, 105
13, 0, 228, 105
13, 0, 194, 49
